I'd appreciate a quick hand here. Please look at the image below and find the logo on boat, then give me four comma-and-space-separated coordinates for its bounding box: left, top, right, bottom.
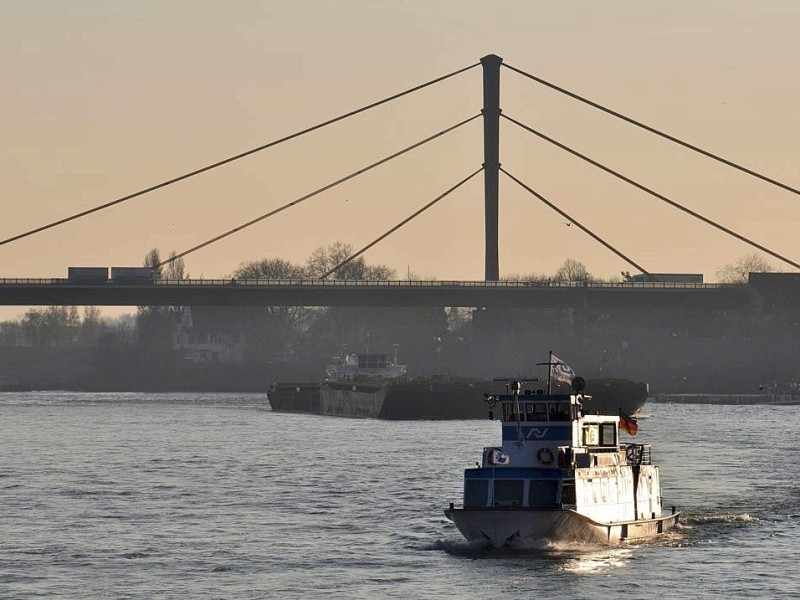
525, 428, 549, 440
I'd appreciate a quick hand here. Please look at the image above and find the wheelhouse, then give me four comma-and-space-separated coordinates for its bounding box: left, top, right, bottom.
463, 392, 652, 516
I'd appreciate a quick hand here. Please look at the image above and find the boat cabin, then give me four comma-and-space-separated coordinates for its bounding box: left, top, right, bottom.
464, 391, 660, 523
324, 352, 407, 382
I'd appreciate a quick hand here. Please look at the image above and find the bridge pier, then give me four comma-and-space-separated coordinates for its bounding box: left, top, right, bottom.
481, 54, 502, 281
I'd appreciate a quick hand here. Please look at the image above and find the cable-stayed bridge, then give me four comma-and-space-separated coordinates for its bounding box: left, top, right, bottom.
1, 54, 798, 309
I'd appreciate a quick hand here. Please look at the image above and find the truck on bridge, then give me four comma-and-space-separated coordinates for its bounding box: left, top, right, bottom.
110, 267, 156, 282
68, 266, 155, 283
67, 267, 109, 282
631, 273, 703, 283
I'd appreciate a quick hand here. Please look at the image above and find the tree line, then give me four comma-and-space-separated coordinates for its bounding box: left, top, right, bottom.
0, 246, 776, 353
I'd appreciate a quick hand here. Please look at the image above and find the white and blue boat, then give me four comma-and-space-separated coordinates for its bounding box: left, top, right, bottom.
445, 357, 680, 547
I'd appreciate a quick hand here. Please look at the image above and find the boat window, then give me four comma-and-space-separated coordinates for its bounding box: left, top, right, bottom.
358, 354, 388, 369
525, 403, 536, 421
583, 424, 599, 446
502, 403, 519, 421
465, 480, 489, 508
600, 423, 616, 446
494, 480, 524, 504
528, 480, 558, 507
549, 402, 571, 421
560, 481, 576, 505
532, 403, 548, 421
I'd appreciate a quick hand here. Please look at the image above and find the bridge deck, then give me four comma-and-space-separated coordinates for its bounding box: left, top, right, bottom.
0, 279, 739, 308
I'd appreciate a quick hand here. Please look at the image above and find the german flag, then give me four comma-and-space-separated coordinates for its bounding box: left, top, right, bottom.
619, 410, 638, 436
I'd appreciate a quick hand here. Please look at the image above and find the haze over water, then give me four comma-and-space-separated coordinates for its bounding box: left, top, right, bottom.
1, 392, 798, 598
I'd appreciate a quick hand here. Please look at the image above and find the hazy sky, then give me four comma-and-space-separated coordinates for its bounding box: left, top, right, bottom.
2, 1, 800, 318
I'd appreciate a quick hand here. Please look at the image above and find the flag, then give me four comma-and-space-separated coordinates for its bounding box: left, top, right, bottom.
619, 410, 638, 436
551, 354, 576, 385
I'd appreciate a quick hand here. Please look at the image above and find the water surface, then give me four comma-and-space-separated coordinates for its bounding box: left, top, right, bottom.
1, 393, 798, 598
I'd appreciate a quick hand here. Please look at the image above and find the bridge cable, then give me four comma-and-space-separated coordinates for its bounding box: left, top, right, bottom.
503, 63, 800, 199
0, 62, 480, 249
500, 167, 653, 277
502, 113, 800, 271
321, 167, 484, 279
158, 114, 481, 268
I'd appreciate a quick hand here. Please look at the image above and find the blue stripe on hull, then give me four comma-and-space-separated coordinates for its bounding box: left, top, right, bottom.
502, 424, 572, 441
465, 467, 572, 479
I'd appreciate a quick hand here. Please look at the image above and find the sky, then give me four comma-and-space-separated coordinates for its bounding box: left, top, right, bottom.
2, 1, 800, 320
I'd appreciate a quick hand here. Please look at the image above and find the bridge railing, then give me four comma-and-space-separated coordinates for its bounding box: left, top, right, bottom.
0, 278, 727, 289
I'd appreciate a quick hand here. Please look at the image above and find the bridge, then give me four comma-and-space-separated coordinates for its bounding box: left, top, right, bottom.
2, 54, 798, 310
0, 277, 740, 309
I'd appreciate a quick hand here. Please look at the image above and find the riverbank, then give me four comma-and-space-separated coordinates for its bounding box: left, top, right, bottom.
1, 345, 794, 395
0, 347, 322, 393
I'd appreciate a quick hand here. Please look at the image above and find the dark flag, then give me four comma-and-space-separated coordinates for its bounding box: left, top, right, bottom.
619, 410, 638, 436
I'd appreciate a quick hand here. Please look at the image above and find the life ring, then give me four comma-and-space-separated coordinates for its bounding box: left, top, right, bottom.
537, 447, 554, 465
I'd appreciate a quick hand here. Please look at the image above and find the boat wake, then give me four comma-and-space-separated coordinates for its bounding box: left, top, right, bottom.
421, 537, 493, 555
663, 511, 760, 546
424, 536, 637, 573
424, 536, 610, 557
682, 512, 758, 525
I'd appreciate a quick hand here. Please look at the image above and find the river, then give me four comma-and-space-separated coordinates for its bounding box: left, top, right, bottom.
1, 392, 798, 598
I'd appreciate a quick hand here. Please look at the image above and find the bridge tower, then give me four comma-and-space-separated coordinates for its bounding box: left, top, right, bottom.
481, 54, 502, 281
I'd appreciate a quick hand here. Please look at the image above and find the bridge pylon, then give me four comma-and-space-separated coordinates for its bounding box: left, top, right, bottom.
481, 53, 502, 281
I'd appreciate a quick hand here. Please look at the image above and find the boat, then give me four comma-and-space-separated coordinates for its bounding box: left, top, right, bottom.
268, 348, 648, 419
268, 373, 510, 419
318, 352, 406, 418
268, 370, 648, 419
444, 367, 680, 547
268, 351, 410, 418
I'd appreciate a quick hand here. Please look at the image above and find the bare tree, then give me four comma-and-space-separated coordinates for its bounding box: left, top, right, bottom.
306, 242, 396, 280
115, 315, 136, 346
0, 320, 23, 345
144, 248, 163, 279
554, 259, 591, 282
363, 264, 396, 281
224, 258, 312, 363
18, 306, 80, 346
137, 249, 172, 351
164, 251, 188, 281
306, 242, 352, 278
716, 254, 774, 284
79, 306, 104, 346
503, 272, 549, 283
235, 258, 306, 280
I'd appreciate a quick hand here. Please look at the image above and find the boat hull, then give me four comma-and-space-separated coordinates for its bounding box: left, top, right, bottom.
267, 382, 321, 413
444, 507, 680, 547
267, 377, 648, 419
655, 393, 800, 406
319, 381, 388, 418
579, 378, 648, 416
